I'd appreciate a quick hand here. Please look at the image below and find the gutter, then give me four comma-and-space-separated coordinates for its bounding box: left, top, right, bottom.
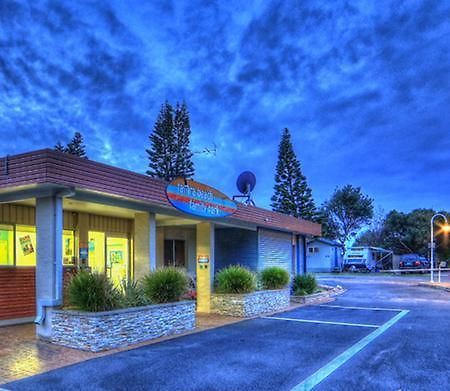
35, 188, 75, 325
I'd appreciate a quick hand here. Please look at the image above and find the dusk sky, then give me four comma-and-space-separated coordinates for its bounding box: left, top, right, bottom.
1, 0, 450, 214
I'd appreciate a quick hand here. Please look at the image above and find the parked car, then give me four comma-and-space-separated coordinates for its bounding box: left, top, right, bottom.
399, 254, 430, 273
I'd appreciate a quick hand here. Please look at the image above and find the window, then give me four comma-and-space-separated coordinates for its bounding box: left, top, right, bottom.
0, 225, 77, 266
308, 247, 314, 254
314, 247, 320, 253
0, 224, 14, 266
15, 225, 37, 266
88, 231, 106, 274
164, 239, 185, 267
63, 230, 75, 265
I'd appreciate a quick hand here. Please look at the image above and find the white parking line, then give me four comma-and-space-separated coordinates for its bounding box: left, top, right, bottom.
291, 310, 410, 391
262, 316, 379, 328
319, 304, 405, 312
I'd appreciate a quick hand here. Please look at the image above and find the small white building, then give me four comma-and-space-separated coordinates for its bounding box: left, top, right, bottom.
306, 238, 344, 273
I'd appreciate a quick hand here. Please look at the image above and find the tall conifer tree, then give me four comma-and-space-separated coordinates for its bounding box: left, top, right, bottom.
146, 102, 176, 180
54, 141, 66, 153
147, 101, 195, 181
66, 131, 88, 158
271, 128, 316, 220
173, 101, 195, 179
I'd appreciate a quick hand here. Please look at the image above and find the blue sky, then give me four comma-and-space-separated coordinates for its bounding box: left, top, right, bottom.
1, 0, 450, 213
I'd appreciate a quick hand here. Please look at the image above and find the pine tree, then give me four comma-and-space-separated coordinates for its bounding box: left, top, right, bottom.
173, 101, 195, 179
146, 102, 175, 181
66, 132, 88, 158
271, 128, 317, 220
54, 141, 66, 153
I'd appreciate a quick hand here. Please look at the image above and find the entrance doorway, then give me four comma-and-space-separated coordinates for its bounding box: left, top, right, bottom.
107, 236, 129, 285
164, 239, 185, 267
88, 232, 129, 285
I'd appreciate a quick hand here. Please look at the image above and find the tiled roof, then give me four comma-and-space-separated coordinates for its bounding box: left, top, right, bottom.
0, 149, 321, 236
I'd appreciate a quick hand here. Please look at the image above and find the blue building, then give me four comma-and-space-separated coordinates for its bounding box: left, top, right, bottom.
306, 238, 344, 273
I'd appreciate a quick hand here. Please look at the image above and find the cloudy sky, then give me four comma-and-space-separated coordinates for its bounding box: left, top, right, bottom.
1, 0, 450, 213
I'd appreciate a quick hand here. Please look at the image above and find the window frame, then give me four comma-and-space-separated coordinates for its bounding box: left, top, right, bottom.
15, 224, 37, 267
0, 223, 76, 268
0, 223, 16, 267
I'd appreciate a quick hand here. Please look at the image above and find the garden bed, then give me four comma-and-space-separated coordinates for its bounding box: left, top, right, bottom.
211, 289, 290, 317
51, 301, 195, 352
291, 284, 345, 304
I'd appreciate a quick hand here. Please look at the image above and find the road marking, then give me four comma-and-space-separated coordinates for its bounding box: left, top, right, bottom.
319, 304, 405, 312
291, 309, 409, 391
262, 316, 379, 328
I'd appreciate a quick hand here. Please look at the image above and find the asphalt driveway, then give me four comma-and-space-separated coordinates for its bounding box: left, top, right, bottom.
4, 275, 450, 391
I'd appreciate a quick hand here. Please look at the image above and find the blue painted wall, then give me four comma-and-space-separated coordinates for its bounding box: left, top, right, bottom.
214, 228, 258, 271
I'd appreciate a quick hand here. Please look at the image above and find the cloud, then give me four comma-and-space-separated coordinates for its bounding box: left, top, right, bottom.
1, 0, 450, 214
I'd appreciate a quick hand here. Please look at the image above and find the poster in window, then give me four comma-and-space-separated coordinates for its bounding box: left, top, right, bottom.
19, 235, 34, 256
110, 250, 123, 264
88, 240, 95, 252
64, 237, 73, 256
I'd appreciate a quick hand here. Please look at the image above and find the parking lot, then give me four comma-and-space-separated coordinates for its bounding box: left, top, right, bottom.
3, 275, 450, 391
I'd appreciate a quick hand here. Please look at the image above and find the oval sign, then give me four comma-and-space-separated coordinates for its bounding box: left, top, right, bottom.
166, 178, 237, 218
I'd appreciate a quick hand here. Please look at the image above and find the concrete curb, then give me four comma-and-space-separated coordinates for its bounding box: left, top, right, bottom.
418, 282, 450, 292
291, 284, 346, 304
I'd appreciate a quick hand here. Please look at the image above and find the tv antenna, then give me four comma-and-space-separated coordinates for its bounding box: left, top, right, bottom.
233, 171, 256, 206
193, 143, 217, 156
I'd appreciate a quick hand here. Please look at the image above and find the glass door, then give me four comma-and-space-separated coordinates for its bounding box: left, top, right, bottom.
88, 231, 106, 274
106, 236, 129, 286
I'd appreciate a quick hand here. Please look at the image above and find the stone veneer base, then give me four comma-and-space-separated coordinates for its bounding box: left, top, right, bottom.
211, 289, 290, 317
51, 301, 196, 352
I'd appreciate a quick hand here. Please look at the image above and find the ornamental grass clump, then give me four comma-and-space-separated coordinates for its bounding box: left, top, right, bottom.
120, 279, 150, 308
292, 273, 318, 296
142, 267, 189, 303
260, 267, 290, 290
66, 271, 122, 312
215, 265, 256, 294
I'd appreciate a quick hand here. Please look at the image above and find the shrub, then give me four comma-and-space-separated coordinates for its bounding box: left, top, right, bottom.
66, 271, 122, 312
260, 267, 290, 290
142, 267, 189, 303
215, 265, 256, 294
292, 273, 318, 295
120, 279, 150, 308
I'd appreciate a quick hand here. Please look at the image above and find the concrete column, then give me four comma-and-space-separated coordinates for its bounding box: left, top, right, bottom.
196, 222, 214, 313
134, 212, 156, 280
149, 213, 156, 271
35, 196, 63, 339
297, 235, 307, 274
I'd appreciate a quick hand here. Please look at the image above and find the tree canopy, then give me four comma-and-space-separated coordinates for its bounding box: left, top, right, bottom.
54, 131, 88, 158
320, 184, 374, 247
356, 209, 450, 259
146, 101, 195, 181
271, 128, 316, 220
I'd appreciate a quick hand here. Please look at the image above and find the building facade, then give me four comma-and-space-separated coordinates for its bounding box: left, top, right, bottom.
306, 238, 344, 273
0, 149, 321, 336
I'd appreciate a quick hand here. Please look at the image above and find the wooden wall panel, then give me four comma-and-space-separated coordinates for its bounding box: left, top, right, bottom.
0, 204, 35, 225
89, 214, 132, 234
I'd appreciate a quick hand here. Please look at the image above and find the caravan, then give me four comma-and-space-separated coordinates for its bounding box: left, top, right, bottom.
344, 246, 392, 272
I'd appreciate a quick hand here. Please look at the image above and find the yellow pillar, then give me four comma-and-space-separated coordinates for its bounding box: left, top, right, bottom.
196, 222, 214, 313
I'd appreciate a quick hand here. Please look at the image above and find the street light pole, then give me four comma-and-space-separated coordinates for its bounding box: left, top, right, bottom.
430, 213, 448, 283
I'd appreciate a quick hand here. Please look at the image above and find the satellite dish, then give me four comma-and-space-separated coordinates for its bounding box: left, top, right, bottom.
237, 171, 256, 194
233, 171, 256, 206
